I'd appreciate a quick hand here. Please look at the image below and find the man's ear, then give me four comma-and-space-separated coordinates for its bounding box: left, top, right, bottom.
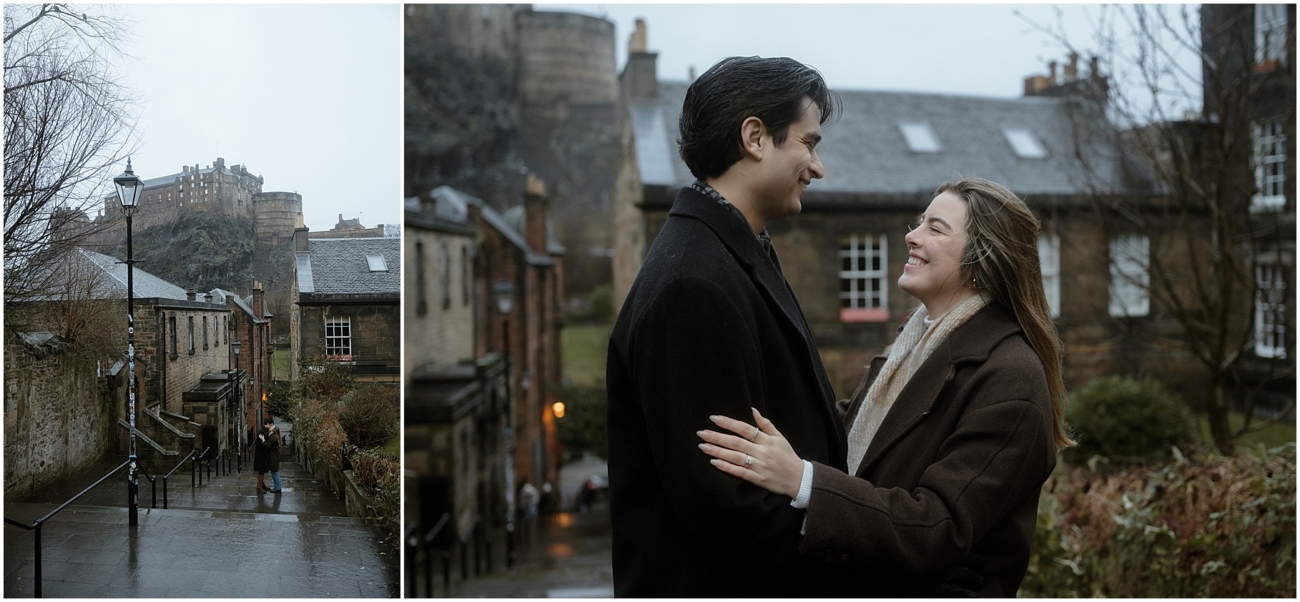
740, 116, 766, 160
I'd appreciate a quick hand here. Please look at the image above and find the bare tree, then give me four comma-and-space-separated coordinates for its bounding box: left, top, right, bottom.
1025, 5, 1295, 454
4, 4, 139, 306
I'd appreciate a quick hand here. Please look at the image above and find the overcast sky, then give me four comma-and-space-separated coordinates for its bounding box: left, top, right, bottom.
536, 3, 1200, 107
111, 4, 400, 233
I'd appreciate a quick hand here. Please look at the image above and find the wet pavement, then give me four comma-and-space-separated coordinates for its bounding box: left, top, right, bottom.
415, 453, 614, 598
4, 419, 399, 597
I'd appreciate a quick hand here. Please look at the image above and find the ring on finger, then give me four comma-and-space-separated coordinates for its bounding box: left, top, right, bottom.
744, 454, 755, 467
747, 426, 759, 442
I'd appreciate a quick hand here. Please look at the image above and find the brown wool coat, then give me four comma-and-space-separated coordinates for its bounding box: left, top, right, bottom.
802, 304, 1056, 597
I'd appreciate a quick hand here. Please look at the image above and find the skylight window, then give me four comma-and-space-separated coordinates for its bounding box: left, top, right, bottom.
898, 121, 942, 153
1004, 127, 1048, 159
366, 254, 387, 272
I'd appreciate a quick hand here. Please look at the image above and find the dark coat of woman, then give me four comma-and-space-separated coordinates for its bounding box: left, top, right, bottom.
264, 430, 281, 473
606, 187, 852, 597
255, 428, 280, 473
252, 427, 269, 473
802, 304, 1057, 597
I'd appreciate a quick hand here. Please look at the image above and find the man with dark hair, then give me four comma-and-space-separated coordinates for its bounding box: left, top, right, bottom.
606, 56, 850, 597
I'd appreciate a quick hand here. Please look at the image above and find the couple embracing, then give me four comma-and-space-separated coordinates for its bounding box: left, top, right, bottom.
606, 56, 1073, 598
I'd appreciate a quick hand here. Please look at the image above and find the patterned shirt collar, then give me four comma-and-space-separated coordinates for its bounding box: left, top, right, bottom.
691, 179, 781, 271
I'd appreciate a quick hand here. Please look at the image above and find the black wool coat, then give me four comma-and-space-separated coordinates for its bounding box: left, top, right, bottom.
606, 186, 852, 597
801, 304, 1057, 597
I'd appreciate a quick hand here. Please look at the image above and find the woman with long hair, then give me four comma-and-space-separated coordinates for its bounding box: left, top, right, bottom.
699, 177, 1074, 597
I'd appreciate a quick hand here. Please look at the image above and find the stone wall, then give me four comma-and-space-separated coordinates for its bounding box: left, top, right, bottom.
138, 300, 233, 415
405, 226, 476, 380
3, 331, 116, 500
299, 300, 401, 381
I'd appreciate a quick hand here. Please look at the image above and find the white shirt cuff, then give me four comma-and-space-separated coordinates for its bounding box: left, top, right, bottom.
790, 460, 813, 509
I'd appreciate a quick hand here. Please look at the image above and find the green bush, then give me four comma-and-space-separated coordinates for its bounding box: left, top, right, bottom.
266, 379, 294, 422
1065, 375, 1196, 465
338, 384, 399, 449
556, 383, 608, 460
1022, 443, 1295, 597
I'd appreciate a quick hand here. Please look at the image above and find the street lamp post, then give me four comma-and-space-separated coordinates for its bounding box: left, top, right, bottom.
492, 278, 517, 568
233, 338, 242, 472
114, 158, 143, 527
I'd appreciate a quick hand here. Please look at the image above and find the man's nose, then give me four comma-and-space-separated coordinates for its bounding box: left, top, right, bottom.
809, 153, 825, 179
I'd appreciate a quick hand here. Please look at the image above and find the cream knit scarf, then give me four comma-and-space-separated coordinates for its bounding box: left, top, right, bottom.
846, 293, 990, 475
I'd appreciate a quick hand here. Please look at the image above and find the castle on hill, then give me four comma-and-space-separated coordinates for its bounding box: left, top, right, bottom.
93, 157, 303, 243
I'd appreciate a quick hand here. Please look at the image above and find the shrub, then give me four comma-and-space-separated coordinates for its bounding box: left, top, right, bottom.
1022, 443, 1295, 597
266, 379, 294, 422
556, 383, 608, 460
349, 446, 401, 549
1065, 375, 1196, 465
338, 384, 399, 448
296, 355, 354, 401
296, 396, 347, 474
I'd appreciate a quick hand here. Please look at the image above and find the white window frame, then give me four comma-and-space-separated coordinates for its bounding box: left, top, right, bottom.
1038, 233, 1061, 317
366, 254, 387, 272
1108, 234, 1150, 317
324, 316, 352, 360
839, 234, 889, 322
1256, 4, 1289, 66
1252, 120, 1287, 212
1255, 262, 1289, 359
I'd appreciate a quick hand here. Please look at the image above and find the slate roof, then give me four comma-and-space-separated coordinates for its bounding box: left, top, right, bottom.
427, 186, 558, 266
210, 288, 267, 323
75, 248, 190, 301
298, 236, 400, 297
630, 80, 1146, 205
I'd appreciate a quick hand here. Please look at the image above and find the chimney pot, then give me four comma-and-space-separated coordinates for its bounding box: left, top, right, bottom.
630, 18, 647, 53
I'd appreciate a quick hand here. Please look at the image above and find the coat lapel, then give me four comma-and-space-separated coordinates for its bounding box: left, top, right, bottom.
855, 305, 1023, 476
668, 188, 846, 462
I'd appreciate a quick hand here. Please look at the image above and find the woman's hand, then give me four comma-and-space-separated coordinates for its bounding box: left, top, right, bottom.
698, 407, 804, 499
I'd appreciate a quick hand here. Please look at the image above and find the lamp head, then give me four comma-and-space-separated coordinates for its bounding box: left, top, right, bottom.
114, 158, 144, 215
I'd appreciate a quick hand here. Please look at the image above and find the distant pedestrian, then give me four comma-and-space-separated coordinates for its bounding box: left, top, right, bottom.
263, 420, 283, 493
539, 482, 556, 520
253, 423, 270, 493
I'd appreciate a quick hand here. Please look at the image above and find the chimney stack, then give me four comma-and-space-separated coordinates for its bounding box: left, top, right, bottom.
630, 18, 647, 53
524, 174, 548, 254
622, 17, 659, 99
252, 281, 265, 318
187, 289, 197, 301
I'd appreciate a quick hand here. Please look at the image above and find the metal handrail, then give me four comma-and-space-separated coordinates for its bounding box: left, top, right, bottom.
161, 450, 197, 510
4, 458, 132, 598
135, 461, 158, 509
195, 446, 213, 485
406, 513, 452, 597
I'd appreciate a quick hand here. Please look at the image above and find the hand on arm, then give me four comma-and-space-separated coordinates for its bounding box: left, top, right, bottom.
698, 407, 805, 499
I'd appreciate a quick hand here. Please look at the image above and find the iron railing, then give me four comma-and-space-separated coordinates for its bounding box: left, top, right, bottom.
405, 512, 452, 598
3, 459, 133, 598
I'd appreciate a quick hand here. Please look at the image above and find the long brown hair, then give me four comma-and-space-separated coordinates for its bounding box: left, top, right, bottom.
937, 178, 1075, 450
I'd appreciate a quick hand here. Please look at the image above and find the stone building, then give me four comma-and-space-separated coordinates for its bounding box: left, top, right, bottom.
290, 230, 401, 384
1198, 4, 1296, 413
309, 214, 388, 239
404, 5, 621, 298
403, 176, 566, 579
404, 189, 509, 576
211, 284, 274, 430
91, 157, 303, 243
4, 248, 260, 483
610, 24, 1255, 409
